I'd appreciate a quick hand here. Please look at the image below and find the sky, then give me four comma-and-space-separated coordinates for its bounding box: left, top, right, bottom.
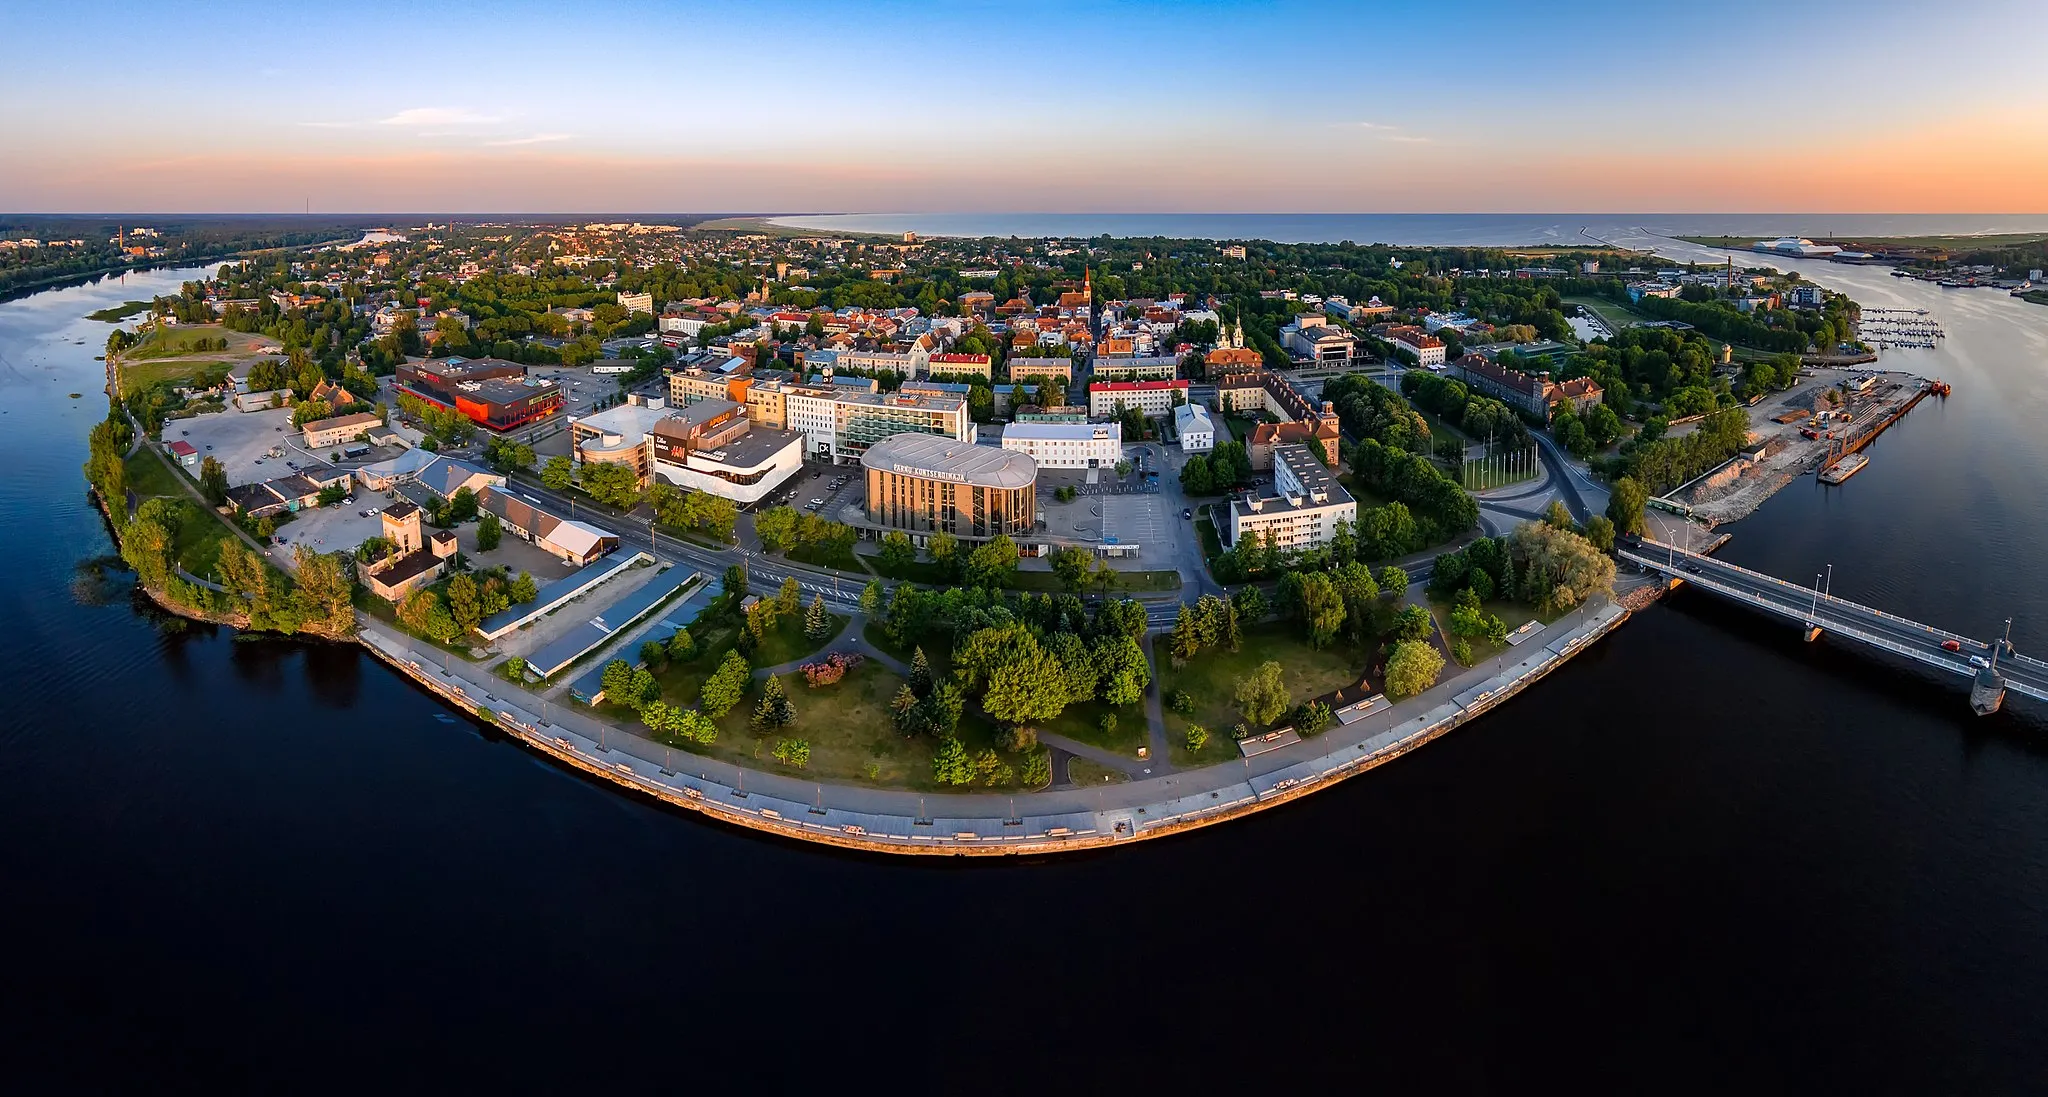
3, 0, 2045, 214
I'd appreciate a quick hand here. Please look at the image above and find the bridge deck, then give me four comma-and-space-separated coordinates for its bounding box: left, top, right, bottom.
1623, 539, 2045, 703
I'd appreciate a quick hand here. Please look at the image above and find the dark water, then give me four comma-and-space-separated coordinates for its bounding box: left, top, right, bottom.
5, 263, 2048, 1093
771, 211, 2048, 247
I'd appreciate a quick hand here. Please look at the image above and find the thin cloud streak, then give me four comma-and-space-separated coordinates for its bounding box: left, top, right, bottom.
485, 133, 573, 146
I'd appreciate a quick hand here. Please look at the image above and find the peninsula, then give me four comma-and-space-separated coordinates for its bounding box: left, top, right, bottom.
84, 219, 1934, 852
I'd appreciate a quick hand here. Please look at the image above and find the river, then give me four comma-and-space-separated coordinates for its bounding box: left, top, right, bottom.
4, 261, 2047, 1092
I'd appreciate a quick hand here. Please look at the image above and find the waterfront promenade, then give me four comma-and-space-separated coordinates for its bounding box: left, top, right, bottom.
360, 595, 1630, 855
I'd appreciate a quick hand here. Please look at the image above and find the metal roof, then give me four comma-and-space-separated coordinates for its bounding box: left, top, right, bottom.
860, 432, 1036, 489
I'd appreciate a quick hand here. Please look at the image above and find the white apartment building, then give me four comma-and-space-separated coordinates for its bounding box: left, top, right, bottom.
1387, 328, 1447, 369
1090, 355, 1180, 382
617, 291, 654, 315
1000, 421, 1122, 469
1174, 403, 1215, 452
1087, 380, 1189, 417
1225, 444, 1356, 552
783, 385, 840, 459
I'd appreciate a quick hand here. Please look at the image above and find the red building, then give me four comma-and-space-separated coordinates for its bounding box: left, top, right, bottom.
397, 358, 563, 432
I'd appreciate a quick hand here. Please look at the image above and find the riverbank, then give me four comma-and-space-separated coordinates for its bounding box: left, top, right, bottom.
350, 591, 1634, 856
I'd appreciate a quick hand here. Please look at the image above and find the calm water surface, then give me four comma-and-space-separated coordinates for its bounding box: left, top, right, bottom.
4, 260, 2048, 1092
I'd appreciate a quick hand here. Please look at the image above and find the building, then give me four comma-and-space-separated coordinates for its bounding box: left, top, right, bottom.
1248, 401, 1342, 469
1447, 353, 1604, 419
397, 358, 562, 432
833, 390, 974, 463
1323, 295, 1393, 322
667, 356, 752, 405
1281, 314, 1358, 363
616, 291, 654, 315
359, 503, 461, 602
412, 456, 503, 501
167, 440, 199, 468
860, 433, 1036, 544
1626, 281, 1680, 302
926, 352, 993, 380
1225, 444, 1357, 552
1005, 355, 1072, 384
1090, 355, 1180, 382
1000, 421, 1122, 469
569, 397, 676, 483
838, 345, 928, 377
301, 411, 384, 450
1174, 403, 1215, 452
1788, 284, 1826, 308
1753, 237, 1842, 258
1088, 379, 1189, 417
648, 399, 803, 504
478, 486, 619, 565
1383, 326, 1446, 369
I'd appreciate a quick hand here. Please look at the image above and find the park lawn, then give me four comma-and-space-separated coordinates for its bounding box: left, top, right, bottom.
125, 446, 188, 500
1158, 623, 1372, 749
1067, 758, 1129, 786
86, 300, 153, 323
690, 664, 938, 786
1427, 597, 1549, 667
121, 359, 232, 397
1037, 697, 1148, 756
1168, 724, 1242, 769
1194, 505, 1222, 559
127, 325, 240, 360
753, 611, 848, 668
785, 539, 863, 571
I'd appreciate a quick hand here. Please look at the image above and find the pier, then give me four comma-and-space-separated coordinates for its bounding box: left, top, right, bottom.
1622, 539, 2044, 713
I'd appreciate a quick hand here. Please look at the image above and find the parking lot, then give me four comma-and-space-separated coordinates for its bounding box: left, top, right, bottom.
764, 463, 861, 518
1100, 492, 1170, 552
170, 406, 299, 486
274, 500, 385, 561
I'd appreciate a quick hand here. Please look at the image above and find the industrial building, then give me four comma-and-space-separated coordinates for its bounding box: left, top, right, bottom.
397, 357, 563, 432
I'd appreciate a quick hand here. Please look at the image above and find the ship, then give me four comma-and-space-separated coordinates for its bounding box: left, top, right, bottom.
1819, 452, 1868, 485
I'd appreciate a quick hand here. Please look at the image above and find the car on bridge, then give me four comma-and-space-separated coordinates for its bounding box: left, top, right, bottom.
1942, 639, 1962, 653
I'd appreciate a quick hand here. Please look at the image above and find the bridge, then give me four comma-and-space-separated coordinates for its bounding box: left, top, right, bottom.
1621, 538, 2047, 713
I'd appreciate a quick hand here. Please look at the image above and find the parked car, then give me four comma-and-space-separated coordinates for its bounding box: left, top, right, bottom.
1182, 508, 1193, 520
1942, 639, 1962, 653
809, 498, 825, 506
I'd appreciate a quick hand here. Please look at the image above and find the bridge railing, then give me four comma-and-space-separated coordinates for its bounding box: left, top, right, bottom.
1634, 540, 1986, 648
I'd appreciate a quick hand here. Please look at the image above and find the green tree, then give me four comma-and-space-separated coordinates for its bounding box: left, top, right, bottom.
198, 455, 229, 507
1391, 603, 1434, 642
640, 640, 667, 668
964, 534, 1019, 589
667, 626, 696, 662
932, 737, 973, 786
1607, 475, 1649, 537
1384, 639, 1445, 699
475, 510, 502, 551
1544, 499, 1574, 530
1295, 572, 1346, 649
600, 658, 635, 701
1020, 749, 1052, 788
1049, 545, 1095, 592
1378, 566, 1409, 597
446, 573, 481, 637
541, 455, 574, 491
1294, 700, 1333, 737
1184, 724, 1211, 753
700, 650, 751, 717
674, 708, 718, 744
1234, 660, 1290, 727
1096, 636, 1151, 706
908, 646, 933, 696
878, 530, 917, 571
578, 461, 641, 509
1582, 514, 1616, 552
723, 562, 747, 602
804, 594, 831, 641
508, 571, 538, 604
859, 579, 883, 617
776, 575, 801, 615
771, 737, 811, 767
752, 673, 797, 730
926, 531, 959, 575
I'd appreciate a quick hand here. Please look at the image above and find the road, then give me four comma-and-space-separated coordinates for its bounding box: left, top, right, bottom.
1623, 539, 2048, 702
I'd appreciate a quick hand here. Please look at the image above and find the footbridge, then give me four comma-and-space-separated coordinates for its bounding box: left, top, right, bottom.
1621, 538, 2046, 713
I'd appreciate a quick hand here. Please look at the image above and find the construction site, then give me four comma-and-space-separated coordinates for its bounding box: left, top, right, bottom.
1667, 367, 1945, 525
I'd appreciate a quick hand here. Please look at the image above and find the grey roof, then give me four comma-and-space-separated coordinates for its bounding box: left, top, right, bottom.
686, 425, 803, 470
861, 432, 1036, 489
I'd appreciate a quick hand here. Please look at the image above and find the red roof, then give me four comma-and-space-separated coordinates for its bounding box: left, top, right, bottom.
167, 440, 198, 457
1088, 380, 1189, 392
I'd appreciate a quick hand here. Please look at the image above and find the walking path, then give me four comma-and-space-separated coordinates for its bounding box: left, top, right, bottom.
356, 589, 1632, 855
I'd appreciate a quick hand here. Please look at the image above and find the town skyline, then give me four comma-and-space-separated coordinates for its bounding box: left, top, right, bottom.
5, 0, 2045, 214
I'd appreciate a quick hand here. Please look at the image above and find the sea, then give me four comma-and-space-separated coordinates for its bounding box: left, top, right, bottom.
767, 212, 2048, 247
4, 231, 2048, 1091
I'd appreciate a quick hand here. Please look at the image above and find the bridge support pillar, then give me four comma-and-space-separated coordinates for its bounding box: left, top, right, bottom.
1803, 625, 1823, 643
1970, 674, 2005, 717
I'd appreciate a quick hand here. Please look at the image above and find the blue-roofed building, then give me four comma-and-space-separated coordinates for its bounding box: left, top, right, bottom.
521, 569, 698, 681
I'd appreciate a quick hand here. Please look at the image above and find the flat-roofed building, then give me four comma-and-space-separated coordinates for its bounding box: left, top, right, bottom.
569, 396, 674, 483
833, 390, 973, 464
861, 432, 1036, 544
397, 357, 562, 431
667, 356, 752, 406
1088, 379, 1189, 417
1000, 420, 1122, 469
1226, 444, 1356, 552
648, 398, 802, 503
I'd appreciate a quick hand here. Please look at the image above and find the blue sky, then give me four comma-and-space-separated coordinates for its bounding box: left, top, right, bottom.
3, 0, 2043, 212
